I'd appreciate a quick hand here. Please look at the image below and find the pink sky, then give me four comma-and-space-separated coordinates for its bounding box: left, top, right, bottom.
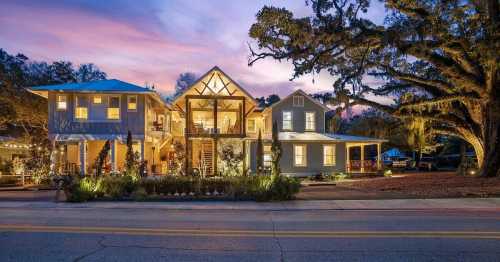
0, 0, 389, 101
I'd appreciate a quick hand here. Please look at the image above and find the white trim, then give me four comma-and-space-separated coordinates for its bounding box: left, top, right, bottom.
292, 95, 304, 107
127, 95, 137, 112
323, 144, 336, 166
264, 89, 330, 113
107, 95, 121, 120
247, 118, 256, 133
305, 111, 316, 131
56, 94, 67, 111
282, 111, 293, 131
293, 144, 307, 167
74, 94, 88, 121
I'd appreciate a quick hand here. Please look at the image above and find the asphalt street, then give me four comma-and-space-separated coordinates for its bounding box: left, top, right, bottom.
0, 202, 499, 261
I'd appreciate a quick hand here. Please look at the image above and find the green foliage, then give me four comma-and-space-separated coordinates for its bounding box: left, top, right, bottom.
218, 142, 244, 176
93, 140, 110, 177
384, 170, 393, 177
256, 129, 264, 175
270, 121, 281, 178
125, 131, 140, 178
63, 174, 300, 202
0, 176, 19, 187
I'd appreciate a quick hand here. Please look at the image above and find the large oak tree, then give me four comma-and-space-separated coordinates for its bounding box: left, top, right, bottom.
248, 0, 499, 176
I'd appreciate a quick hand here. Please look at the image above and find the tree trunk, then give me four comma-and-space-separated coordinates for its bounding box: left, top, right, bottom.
481, 94, 500, 177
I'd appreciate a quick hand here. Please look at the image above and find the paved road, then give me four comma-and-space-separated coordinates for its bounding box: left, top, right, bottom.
0, 203, 499, 261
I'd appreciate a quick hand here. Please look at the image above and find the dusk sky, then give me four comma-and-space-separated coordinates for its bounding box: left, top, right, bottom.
0, 0, 387, 98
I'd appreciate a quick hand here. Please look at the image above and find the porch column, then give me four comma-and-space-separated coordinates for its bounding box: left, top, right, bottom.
79, 140, 87, 176
360, 145, 365, 173
377, 143, 382, 171
345, 145, 350, 173
111, 139, 117, 172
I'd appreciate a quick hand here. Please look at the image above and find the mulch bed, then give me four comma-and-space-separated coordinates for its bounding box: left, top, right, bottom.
339, 172, 500, 198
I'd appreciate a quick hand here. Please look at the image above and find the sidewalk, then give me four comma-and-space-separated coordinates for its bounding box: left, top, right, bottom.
0, 198, 499, 211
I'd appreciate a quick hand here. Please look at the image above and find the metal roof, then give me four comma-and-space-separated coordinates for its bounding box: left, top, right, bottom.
250, 132, 386, 143
29, 79, 153, 93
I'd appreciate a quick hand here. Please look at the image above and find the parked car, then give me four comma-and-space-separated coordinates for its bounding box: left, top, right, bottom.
418, 157, 437, 171
392, 157, 411, 169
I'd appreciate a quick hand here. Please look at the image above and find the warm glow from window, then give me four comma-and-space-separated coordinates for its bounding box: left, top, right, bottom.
75, 107, 88, 119
283, 111, 292, 130
323, 145, 336, 166
108, 96, 120, 120
128, 96, 137, 111
263, 145, 271, 167
305, 112, 315, 131
93, 95, 102, 104
57, 95, 67, 110
294, 145, 307, 166
247, 119, 256, 132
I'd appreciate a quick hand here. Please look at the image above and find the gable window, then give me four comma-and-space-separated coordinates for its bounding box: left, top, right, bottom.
56, 95, 67, 111
107, 96, 120, 120
293, 96, 304, 107
93, 95, 102, 104
282, 111, 292, 130
74, 96, 88, 120
127, 95, 137, 111
294, 145, 307, 167
323, 145, 336, 166
305, 112, 316, 131
247, 119, 256, 133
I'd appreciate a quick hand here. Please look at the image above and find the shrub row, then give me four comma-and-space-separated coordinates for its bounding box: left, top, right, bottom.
64, 175, 300, 202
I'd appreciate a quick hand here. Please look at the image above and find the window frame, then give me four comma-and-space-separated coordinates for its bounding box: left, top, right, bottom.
293, 144, 307, 167
305, 111, 316, 131
247, 118, 256, 133
107, 95, 121, 120
263, 145, 272, 168
293, 96, 304, 107
74, 95, 88, 120
56, 94, 67, 111
127, 95, 137, 112
323, 144, 336, 166
92, 95, 102, 104
282, 111, 293, 131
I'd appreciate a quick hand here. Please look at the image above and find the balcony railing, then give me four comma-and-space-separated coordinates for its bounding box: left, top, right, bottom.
187, 121, 242, 136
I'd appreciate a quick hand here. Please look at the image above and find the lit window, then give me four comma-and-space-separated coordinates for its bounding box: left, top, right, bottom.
323, 145, 336, 166
75, 96, 88, 120
107, 96, 120, 120
305, 112, 315, 131
128, 95, 137, 111
263, 145, 272, 168
294, 145, 307, 166
56, 95, 67, 110
93, 95, 102, 104
282, 111, 292, 130
293, 96, 304, 107
132, 141, 142, 159
247, 119, 256, 133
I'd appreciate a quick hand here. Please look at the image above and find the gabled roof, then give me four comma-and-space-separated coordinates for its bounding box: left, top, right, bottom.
171, 66, 258, 106
29, 79, 153, 94
264, 89, 330, 112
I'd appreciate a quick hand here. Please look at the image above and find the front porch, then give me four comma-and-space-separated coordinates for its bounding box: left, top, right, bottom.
346, 143, 382, 174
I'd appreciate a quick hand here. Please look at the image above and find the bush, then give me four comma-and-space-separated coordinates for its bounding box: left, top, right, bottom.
0, 176, 19, 187
131, 187, 148, 201
101, 176, 137, 199
384, 170, 393, 177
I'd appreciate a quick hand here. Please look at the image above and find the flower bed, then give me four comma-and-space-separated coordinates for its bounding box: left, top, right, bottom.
63, 175, 300, 202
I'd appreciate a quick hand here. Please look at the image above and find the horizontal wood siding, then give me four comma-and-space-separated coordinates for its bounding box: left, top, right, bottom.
48, 92, 145, 137
271, 93, 325, 133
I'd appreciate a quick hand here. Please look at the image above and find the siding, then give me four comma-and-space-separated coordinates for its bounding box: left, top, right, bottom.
271, 93, 326, 133
249, 141, 346, 176
48, 92, 145, 137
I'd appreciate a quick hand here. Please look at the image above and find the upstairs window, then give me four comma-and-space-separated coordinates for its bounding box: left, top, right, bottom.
294, 145, 307, 167
127, 95, 137, 111
323, 145, 336, 166
293, 96, 304, 107
107, 96, 120, 120
305, 112, 316, 131
93, 95, 102, 104
74, 96, 88, 120
247, 118, 256, 133
56, 95, 67, 111
282, 111, 292, 130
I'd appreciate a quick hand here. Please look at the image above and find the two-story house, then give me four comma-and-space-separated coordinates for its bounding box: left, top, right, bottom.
29, 66, 385, 177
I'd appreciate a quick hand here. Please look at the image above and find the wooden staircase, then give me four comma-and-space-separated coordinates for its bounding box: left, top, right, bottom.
201, 140, 213, 175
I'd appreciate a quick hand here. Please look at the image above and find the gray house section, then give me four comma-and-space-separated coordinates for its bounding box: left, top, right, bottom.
47, 92, 145, 139
269, 90, 327, 133
249, 140, 347, 176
